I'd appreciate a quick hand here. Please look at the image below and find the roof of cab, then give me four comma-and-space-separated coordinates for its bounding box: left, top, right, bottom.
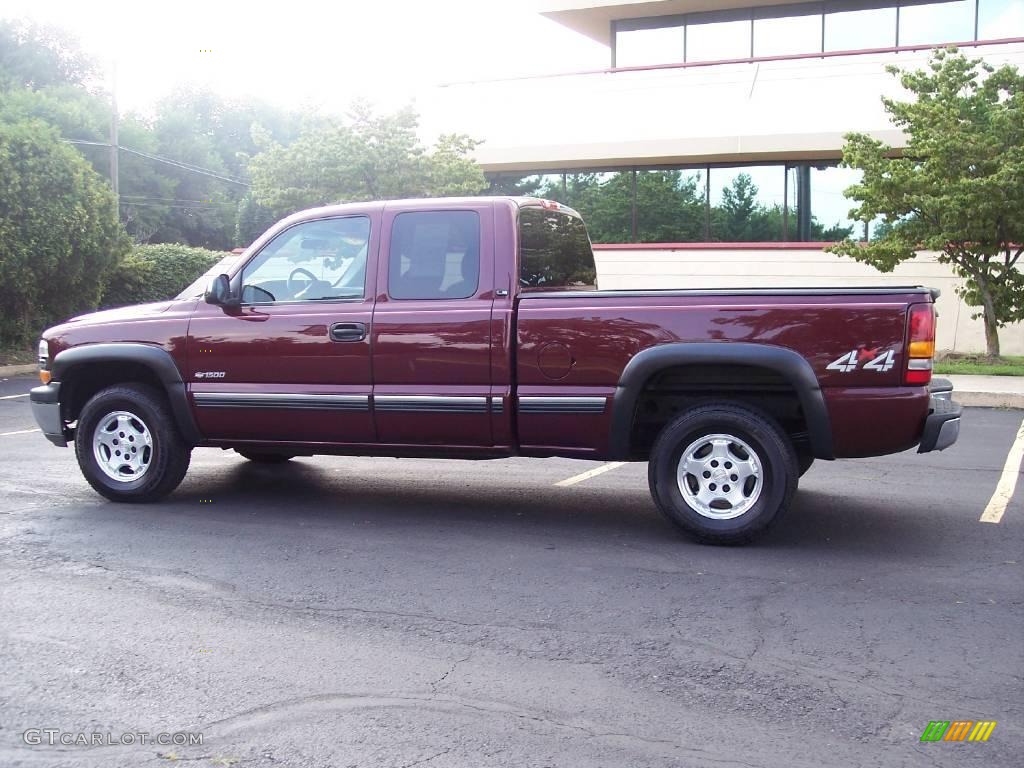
278, 196, 581, 226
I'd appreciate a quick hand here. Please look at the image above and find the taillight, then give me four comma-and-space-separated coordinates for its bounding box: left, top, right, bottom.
905, 303, 935, 385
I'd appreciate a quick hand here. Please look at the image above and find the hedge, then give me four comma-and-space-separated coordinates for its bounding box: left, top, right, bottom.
0, 118, 127, 347
101, 244, 225, 309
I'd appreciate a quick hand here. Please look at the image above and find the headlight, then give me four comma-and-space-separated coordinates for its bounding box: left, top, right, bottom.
38, 339, 49, 368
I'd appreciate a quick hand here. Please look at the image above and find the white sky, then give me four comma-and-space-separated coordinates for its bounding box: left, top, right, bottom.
0, 0, 608, 116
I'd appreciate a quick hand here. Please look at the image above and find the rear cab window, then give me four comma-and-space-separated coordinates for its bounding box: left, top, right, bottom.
518, 203, 597, 292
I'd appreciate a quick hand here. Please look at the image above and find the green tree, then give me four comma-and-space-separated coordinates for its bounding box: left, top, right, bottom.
483, 172, 544, 196
0, 118, 128, 346
712, 174, 786, 242
830, 49, 1024, 357
636, 171, 706, 243
0, 19, 96, 90
234, 191, 277, 247
249, 102, 486, 217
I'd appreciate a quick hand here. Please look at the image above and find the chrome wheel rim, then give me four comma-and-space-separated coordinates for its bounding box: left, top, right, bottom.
92, 410, 153, 483
676, 433, 763, 520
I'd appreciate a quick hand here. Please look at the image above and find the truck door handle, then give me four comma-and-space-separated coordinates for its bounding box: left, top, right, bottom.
329, 322, 366, 342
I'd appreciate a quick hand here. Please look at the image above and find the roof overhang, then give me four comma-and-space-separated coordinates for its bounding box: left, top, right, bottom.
540, 0, 823, 46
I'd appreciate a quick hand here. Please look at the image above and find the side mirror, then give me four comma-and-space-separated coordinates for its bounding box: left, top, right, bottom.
204, 274, 236, 306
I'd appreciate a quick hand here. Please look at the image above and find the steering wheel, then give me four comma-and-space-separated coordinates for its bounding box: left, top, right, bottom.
287, 267, 318, 298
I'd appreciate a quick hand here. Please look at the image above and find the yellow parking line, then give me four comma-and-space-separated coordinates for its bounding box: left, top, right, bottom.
0, 428, 40, 437
555, 461, 626, 487
981, 416, 1024, 524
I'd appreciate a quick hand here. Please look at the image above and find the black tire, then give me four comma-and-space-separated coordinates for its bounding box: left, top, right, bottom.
647, 402, 798, 545
234, 450, 295, 464
75, 383, 191, 503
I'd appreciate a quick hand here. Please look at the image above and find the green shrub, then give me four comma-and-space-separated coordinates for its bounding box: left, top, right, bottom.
101, 244, 225, 308
0, 117, 128, 346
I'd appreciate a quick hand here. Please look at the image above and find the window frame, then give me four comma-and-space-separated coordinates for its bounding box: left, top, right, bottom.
611, 1, 1007, 69
385, 209, 483, 302
237, 214, 372, 307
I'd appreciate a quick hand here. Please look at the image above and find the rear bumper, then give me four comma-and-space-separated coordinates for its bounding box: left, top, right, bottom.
30, 382, 67, 447
918, 383, 961, 453
929, 377, 954, 401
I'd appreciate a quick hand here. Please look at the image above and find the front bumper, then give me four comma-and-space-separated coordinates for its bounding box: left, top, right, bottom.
918, 379, 961, 453
30, 382, 67, 447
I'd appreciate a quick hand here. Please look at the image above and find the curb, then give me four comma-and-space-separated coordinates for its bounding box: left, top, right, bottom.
0, 364, 37, 377
954, 391, 1024, 410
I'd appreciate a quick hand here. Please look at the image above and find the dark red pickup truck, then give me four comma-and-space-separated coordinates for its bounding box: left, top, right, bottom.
31, 197, 961, 543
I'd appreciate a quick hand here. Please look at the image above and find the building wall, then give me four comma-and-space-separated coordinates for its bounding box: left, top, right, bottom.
421, 41, 1024, 171
592, 246, 1024, 355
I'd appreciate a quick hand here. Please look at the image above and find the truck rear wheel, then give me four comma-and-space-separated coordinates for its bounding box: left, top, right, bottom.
75, 384, 191, 503
647, 403, 797, 545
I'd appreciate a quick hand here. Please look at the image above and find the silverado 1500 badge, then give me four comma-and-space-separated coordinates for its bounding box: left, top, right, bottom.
194, 371, 226, 379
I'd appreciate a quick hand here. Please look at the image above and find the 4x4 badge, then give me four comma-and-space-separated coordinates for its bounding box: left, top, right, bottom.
826, 349, 896, 373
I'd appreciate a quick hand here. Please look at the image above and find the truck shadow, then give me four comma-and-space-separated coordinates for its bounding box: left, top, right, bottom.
164, 458, 967, 557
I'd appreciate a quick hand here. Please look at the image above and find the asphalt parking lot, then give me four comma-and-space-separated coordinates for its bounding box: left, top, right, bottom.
0, 373, 1021, 768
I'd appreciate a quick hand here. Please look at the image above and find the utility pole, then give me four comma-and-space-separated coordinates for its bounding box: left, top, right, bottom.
109, 60, 119, 206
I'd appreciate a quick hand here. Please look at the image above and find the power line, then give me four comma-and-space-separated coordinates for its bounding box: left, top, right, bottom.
118, 200, 237, 209
64, 139, 251, 187
120, 194, 239, 205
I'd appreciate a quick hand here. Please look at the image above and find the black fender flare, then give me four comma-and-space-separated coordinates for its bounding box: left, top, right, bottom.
51, 343, 202, 446
607, 342, 834, 461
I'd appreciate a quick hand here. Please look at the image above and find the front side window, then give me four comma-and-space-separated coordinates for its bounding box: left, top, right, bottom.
388, 211, 480, 300
241, 217, 370, 304
519, 206, 597, 291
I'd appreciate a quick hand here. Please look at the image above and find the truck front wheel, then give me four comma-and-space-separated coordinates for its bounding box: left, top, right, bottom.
648, 403, 797, 545
75, 384, 191, 503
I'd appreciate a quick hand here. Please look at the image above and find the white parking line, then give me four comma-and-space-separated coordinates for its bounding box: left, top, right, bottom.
0, 393, 29, 400
981, 416, 1024, 524
555, 461, 626, 487
0, 428, 40, 437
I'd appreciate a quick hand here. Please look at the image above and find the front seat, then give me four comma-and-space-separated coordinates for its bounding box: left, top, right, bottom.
441, 245, 479, 299
390, 236, 446, 299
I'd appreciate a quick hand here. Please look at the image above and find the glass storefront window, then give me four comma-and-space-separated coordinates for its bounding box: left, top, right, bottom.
709, 166, 787, 242
824, 4, 897, 51
810, 165, 862, 241
484, 173, 558, 197
636, 169, 708, 242
527, 174, 568, 201
898, 0, 975, 45
754, 4, 824, 56
547, 172, 633, 244
615, 25, 685, 67
686, 15, 753, 62
491, 164, 898, 245
977, 0, 1024, 38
